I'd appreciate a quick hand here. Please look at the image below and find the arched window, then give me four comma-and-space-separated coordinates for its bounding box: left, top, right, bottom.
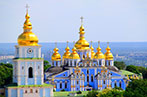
87, 70, 89, 74
91, 75, 93, 82
65, 82, 67, 88
28, 67, 33, 78
119, 81, 121, 88
60, 82, 62, 89
74, 61, 76, 66
70, 60, 72, 66
103, 80, 105, 84
109, 61, 111, 66
25, 90, 27, 93
56, 62, 58, 66
114, 81, 117, 87
77, 81, 79, 84
83, 55, 85, 59
52, 61, 54, 66
87, 75, 89, 82
30, 89, 33, 93
99, 60, 101, 66
35, 90, 38, 93
64, 60, 66, 65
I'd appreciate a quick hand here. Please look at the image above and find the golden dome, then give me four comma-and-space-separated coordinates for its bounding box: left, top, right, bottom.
90, 41, 95, 59
18, 11, 39, 46
69, 46, 80, 59
94, 41, 105, 59
75, 17, 89, 50
104, 42, 113, 60
63, 42, 71, 59
52, 43, 61, 61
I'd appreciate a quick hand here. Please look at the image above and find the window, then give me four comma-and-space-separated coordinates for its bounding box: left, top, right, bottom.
52, 61, 54, 65
87, 75, 89, 82
70, 60, 72, 66
103, 80, 105, 84
65, 82, 67, 88
91, 75, 93, 82
30, 89, 33, 93
28, 67, 33, 78
36, 90, 38, 93
114, 82, 117, 87
77, 81, 79, 84
60, 82, 62, 89
22, 66, 24, 70
109, 61, 111, 66
25, 90, 27, 93
119, 81, 121, 88
83, 55, 85, 59
38, 66, 40, 69
99, 60, 101, 65
56, 62, 58, 66
64, 60, 66, 65
87, 70, 89, 74
74, 61, 76, 66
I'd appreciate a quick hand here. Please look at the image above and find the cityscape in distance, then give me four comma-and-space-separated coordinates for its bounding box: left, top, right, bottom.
0, 42, 147, 67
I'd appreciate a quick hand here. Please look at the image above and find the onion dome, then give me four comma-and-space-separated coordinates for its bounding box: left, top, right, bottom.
51, 43, 61, 61
94, 41, 105, 59
104, 42, 113, 60
18, 9, 39, 46
69, 43, 80, 59
75, 17, 89, 50
63, 41, 71, 59
90, 41, 95, 59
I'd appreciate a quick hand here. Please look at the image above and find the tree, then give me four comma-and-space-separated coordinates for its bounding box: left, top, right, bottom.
84, 90, 98, 97
43, 60, 51, 72
126, 65, 140, 74
124, 79, 147, 97
44, 60, 49, 65
114, 61, 126, 70
97, 88, 123, 97
0, 63, 13, 87
137, 66, 147, 79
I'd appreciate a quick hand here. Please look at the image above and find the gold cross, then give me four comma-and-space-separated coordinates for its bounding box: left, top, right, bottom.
80, 16, 84, 25
25, 4, 29, 13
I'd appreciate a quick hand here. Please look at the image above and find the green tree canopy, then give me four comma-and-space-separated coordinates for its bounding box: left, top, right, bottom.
126, 65, 140, 74
114, 61, 126, 70
124, 79, 147, 97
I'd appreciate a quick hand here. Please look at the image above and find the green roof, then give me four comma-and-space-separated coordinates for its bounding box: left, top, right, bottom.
6, 83, 53, 88
120, 70, 135, 75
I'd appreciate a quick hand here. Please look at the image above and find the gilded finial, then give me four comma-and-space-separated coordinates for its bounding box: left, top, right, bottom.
55, 42, 57, 48
98, 41, 100, 47
25, 4, 29, 14
91, 41, 93, 46
80, 16, 84, 25
107, 42, 109, 47
67, 41, 69, 47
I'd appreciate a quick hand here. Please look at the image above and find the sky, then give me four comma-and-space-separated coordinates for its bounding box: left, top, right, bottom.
0, 0, 147, 43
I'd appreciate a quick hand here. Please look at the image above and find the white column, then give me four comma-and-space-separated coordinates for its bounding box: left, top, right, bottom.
17, 62, 21, 85
8, 88, 11, 97
43, 88, 45, 97
17, 89, 20, 97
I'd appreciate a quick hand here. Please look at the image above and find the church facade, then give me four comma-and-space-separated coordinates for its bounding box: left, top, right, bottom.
5, 9, 53, 97
45, 18, 130, 92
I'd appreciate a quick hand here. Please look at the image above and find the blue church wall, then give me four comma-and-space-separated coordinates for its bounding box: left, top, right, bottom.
11, 89, 17, 97
54, 79, 70, 91
28, 78, 35, 85
21, 77, 25, 85
39, 88, 43, 97
20, 89, 23, 97
45, 88, 50, 97
37, 77, 42, 85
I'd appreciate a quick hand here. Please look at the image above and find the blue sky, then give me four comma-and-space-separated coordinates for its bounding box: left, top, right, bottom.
0, 0, 147, 43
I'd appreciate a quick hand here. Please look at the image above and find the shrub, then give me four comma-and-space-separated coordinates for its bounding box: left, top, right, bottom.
77, 91, 82, 94
60, 89, 65, 92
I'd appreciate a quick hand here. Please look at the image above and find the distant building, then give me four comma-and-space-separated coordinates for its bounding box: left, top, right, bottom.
5, 8, 53, 97
45, 18, 130, 91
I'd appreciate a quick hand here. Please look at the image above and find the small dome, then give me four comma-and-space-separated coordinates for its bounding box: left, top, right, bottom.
52, 47, 61, 61
63, 46, 71, 59
94, 41, 104, 59
17, 12, 39, 46
104, 42, 113, 60
90, 43, 95, 59
69, 47, 80, 59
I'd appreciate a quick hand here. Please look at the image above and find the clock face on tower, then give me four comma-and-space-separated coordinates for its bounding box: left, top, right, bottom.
27, 48, 33, 54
